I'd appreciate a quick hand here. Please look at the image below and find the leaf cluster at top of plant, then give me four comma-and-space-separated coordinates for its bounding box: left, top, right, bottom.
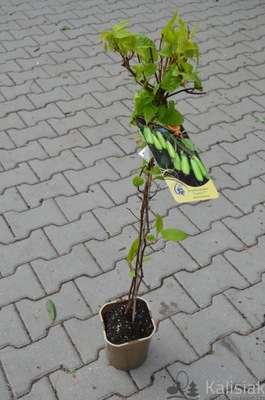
100, 13, 203, 126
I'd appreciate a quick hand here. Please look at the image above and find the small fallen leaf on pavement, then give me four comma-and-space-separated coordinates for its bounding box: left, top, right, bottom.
60, 25, 70, 31
46, 299, 56, 323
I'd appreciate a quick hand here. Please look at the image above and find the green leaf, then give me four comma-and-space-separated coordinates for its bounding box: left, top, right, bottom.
161, 228, 189, 242
60, 25, 70, 31
113, 20, 129, 32
143, 103, 158, 124
128, 270, 136, 277
155, 214, 163, 235
126, 237, 140, 262
67, 369, 77, 374
143, 256, 151, 262
133, 176, 144, 187
143, 63, 157, 77
146, 234, 156, 243
135, 33, 158, 62
154, 175, 165, 181
161, 13, 177, 44
149, 166, 161, 175
189, 22, 200, 39
46, 299, 56, 323
159, 46, 172, 57
160, 65, 180, 93
159, 103, 184, 126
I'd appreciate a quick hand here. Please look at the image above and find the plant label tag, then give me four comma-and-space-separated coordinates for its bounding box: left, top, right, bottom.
136, 119, 219, 204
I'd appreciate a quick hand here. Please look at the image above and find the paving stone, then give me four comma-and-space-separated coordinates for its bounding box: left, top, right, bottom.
28, 87, 71, 109
167, 339, 256, 400
143, 239, 199, 289
190, 125, 236, 153
5, 199, 67, 239
0, 230, 57, 276
0, 305, 29, 348
142, 276, 198, 321
101, 175, 138, 205
118, 369, 176, 400
0, 216, 14, 244
32, 243, 100, 294
0, 1, 264, 398
223, 178, 265, 213
219, 82, 263, 106
172, 294, 252, 356
86, 102, 130, 125
75, 260, 141, 314
161, 205, 200, 236
93, 85, 133, 107
18, 104, 64, 127
219, 98, 263, 121
0, 163, 38, 194
0, 188, 27, 214
39, 130, 89, 156
130, 318, 197, 389
57, 93, 102, 115
209, 166, 241, 191
8, 67, 49, 86
55, 184, 114, 221
0, 325, 81, 398
111, 132, 138, 156
36, 74, 77, 92
0, 95, 34, 119
19, 377, 57, 400
199, 143, 238, 170
222, 153, 265, 185
223, 204, 265, 247
17, 282, 91, 341
8, 121, 57, 147
15, 51, 56, 70
29, 149, 83, 181
18, 173, 76, 208
44, 211, 107, 255
226, 326, 265, 382
225, 275, 265, 329
65, 160, 120, 193
79, 118, 131, 145
217, 114, 259, 141
73, 138, 122, 167
43, 60, 84, 79
0, 263, 45, 308
87, 225, 138, 273
180, 193, 242, 231
49, 350, 136, 400
0, 141, 47, 170
64, 315, 104, 364
49, 110, 95, 136
175, 254, 249, 308
224, 236, 265, 284
0, 132, 15, 150
92, 194, 140, 235
0, 369, 10, 400
181, 221, 244, 267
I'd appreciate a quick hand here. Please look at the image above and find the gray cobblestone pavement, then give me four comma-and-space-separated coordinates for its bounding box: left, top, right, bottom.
0, 0, 264, 399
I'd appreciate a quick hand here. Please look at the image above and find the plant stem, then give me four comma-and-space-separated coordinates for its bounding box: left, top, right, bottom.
125, 158, 154, 322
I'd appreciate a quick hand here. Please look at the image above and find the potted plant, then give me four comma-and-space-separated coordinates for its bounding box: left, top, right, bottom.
99, 13, 204, 370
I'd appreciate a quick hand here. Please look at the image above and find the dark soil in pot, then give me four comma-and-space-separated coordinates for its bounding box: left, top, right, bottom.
103, 299, 154, 345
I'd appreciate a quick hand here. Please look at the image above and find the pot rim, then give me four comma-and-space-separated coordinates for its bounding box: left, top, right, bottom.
99, 297, 156, 348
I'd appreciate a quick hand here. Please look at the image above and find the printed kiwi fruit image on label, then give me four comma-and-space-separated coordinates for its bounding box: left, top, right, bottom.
136, 118, 219, 203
